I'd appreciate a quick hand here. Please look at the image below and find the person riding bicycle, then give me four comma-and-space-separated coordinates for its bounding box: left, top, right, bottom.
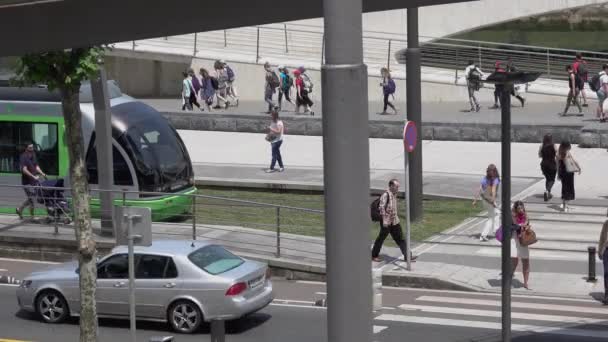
16, 143, 47, 219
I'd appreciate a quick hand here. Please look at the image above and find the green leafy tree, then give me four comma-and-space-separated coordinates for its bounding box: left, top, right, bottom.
13, 47, 104, 342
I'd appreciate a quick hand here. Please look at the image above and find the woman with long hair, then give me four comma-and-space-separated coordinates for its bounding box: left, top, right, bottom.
473, 164, 500, 241
511, 201, 531, 289
538, 133, 557, 202
199, 68, 216, 112
557, 141, 581, 212
266, 107, 285, 173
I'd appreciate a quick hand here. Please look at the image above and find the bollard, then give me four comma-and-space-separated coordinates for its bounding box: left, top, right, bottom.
210, 320, 226, 342
588, 246, 597, 282
372, 267, 382, 312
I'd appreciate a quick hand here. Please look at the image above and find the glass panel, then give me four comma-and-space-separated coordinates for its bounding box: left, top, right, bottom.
165, 258, 178, 278
86, 135, 134, 186
98, 254, 130, 279
0, 121, 58, 175
188, 245, 244, 275
135, 254, 168, 279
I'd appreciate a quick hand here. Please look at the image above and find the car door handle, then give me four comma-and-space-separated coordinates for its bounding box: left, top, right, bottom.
114, 281, 125, 288
164, 282, 176, 288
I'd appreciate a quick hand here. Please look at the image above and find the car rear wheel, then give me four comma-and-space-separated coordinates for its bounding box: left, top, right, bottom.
168, 300, 203, 334
36, 290, 69, 324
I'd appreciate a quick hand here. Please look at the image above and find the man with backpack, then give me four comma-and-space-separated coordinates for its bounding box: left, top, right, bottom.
590, 64, 608, 122
371, 179, 417, 263
573, 53, 589, 108
464, 60, 483, 112
380, 67, 397, 114
278, 66, 295, 111
221, 60, 239, 107
264, 62, 280, 114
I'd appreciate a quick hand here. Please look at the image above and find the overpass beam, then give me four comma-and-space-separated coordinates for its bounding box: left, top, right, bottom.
321, 0, 373, 340
407, 7, 423, 222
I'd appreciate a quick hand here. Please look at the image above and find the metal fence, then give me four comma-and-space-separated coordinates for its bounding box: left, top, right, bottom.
119, 23, 608, 81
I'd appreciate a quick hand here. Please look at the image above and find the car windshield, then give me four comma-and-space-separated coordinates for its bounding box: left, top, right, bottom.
188, 245, 244, 275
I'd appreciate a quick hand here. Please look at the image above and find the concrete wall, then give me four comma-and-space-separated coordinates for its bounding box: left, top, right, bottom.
105, 49, 562, 103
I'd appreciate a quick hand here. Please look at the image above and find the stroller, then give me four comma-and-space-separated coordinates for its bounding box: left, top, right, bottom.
35, 179, 72, 224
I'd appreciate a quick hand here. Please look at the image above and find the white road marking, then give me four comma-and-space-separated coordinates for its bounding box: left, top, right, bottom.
0, 284, 18, 287
314, 292, 327, 296
273, 299, 315, 305
375, 314, 608, 339
0, 269, 7, 272
398, 304, 608, 325
0, 257, 59, 264
416, 296, 608, 315
269, 303, 326, 310
295, 280, 325, 285
373, 325, 387, 334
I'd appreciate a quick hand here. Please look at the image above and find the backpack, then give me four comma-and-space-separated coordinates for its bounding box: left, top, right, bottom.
284, 74, 294, 89
589, 73, 601, 92
226, 66, 235, 82
370, 192, 389, 222
386, 79, 396, 94
210, 77, 219, 90
577, 61, 588, 77
269, 72, 281, 88
303, 74, 313, 92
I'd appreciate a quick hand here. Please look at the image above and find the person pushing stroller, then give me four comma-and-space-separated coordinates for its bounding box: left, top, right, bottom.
16, 143, 47, 219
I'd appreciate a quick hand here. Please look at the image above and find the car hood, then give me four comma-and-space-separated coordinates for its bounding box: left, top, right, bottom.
26, 260, 79, 280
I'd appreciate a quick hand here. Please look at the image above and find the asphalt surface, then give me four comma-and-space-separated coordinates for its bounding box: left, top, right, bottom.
2, 258, 608, 342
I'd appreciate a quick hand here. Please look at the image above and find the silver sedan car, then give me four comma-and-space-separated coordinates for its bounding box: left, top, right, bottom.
16, 240, 274, 333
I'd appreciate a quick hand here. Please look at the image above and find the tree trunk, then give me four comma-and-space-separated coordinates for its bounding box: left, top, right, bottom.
61, 87, 98, 342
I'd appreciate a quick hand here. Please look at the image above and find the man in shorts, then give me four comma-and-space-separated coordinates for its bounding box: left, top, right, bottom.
16, 143, 46, 219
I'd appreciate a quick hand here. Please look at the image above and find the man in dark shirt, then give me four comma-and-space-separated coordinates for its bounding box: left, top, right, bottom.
16, 143, 46, 219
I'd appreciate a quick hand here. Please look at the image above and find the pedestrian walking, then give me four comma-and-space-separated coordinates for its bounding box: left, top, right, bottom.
221, 60, 239, 107
16, 143, 47, 219
278, 66, 295, 111
264, 62, 280, 113
464, 60, 483, 112
214, 60, 229, 109
511, 201, 531, 290
265, 107, 285, 173
591, 64, 608, 122
294, 69, 314, 115
181, 71, 193, 111
506, 58, 526, 107
562, 65, 583, 116
538, 133, 557, 202
187, 68, 202, 111
473, 164, 500, 242
557, 141, 581, 212
380, 67, 397, 114
573, 53, 589, 107
199, 68, 216, 112
490, 58, 525, 108
597, 214, 608, 304
371, 179, 417, 262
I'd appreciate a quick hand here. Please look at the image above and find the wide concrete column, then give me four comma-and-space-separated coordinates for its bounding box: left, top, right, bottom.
91, 64, 115, 235
321, 0, 373, 340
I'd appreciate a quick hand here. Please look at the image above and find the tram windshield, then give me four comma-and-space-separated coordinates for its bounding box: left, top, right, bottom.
111, 101, 193, 195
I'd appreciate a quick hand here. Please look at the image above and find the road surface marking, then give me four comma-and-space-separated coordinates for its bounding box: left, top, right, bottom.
0, 257, 58, 264
475, 247, 587, 260
269, 303, 326, 310
375, 314, 608, 339
273, 299, 315, 305
0, 284, 19, 287
0, 269, 7, 272
295, 280, 325, 285
383, 287, 598, 304
0, 339, 31, 342
373, 326, 387, 334
416, 296, 608, 315
398, 304, 608, 325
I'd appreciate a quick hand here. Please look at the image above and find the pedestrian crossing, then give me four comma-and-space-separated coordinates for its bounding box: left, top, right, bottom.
373, 292, 608, 340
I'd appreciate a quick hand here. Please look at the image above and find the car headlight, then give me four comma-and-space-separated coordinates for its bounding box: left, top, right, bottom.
19, 280, 32, 288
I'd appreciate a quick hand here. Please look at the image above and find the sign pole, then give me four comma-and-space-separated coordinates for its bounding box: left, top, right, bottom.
126, 210, 137, 342
404, 150, 411, 271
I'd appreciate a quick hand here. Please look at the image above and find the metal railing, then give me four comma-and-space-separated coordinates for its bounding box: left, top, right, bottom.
0, 182, 325, 263
119, 24, 608, 81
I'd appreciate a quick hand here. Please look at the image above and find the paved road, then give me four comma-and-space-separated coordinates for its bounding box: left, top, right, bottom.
2, 259, 608, 341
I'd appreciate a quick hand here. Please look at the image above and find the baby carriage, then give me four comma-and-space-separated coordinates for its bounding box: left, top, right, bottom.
35, 179, 72, 224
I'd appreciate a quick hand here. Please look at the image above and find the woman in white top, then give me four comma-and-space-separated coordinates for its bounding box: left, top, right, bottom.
266, 107, 285, 173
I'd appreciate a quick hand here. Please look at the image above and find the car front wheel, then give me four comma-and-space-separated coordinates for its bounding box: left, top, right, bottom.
168, 300, 203, 334
36, 290, 69, 324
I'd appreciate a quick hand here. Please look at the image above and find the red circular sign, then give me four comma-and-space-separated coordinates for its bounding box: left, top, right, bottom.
403, 121, 417, 153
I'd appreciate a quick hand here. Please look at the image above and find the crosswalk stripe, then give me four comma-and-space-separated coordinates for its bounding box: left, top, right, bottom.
373, 326, 387, 334
398, 304, 607, 325
416, 296, 608, 315
375, 314, 608, 339
475, 247, 588, 260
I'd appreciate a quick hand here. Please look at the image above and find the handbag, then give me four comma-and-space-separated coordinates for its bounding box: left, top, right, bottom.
265, 133, 277, 142
564, 155, 579, 173
519, 226, 538, 246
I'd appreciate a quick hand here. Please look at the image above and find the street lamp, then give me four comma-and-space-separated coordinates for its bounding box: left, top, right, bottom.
483, 70, 541, 342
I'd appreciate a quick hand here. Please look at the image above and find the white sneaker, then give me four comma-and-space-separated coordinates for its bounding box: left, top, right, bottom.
278, 168, 285, 172
265, 169, 276, 173
480, 236, 488, 242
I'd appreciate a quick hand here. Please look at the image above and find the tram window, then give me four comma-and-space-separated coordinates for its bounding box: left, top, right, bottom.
0, 121, 58, 175
86, 136, 134, 186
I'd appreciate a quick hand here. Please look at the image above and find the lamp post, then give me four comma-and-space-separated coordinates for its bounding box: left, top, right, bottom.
484, 70, 541, 342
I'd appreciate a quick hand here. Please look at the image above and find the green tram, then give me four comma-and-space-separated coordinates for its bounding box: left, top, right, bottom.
0, 81, 195, 221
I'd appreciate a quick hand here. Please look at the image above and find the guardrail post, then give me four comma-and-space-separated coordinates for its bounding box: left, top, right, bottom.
122, 190, 127, 207
224, 30, 227, 47
321, 33, 325, 65
192, 196, 197, 241
275, 207, 281, 258
546, 49, 551, 78
193, 33, 198, 56
478, 45, 482, 69
387, 39, 392, 69
588, 246, 597, 282
256, 27, 260, 64
284, 24, 289, 53
132, 41, 136, 50
454, 69, 458, 85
